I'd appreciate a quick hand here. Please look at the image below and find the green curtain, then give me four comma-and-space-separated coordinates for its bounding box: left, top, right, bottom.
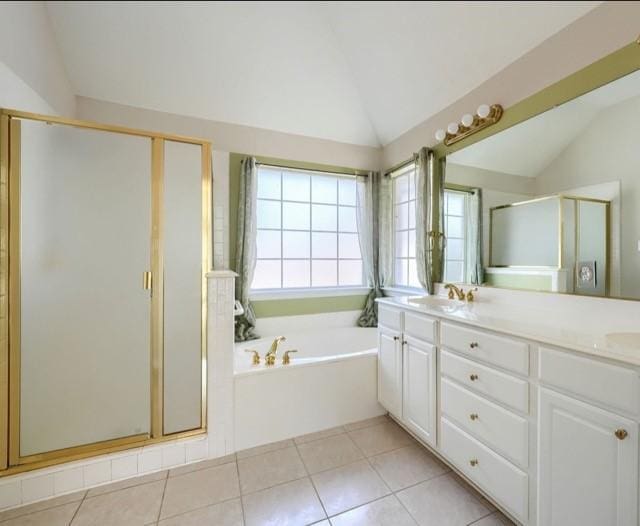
466, 188, 484, 285
234, 157, 259, 342
415, 148, 445, 293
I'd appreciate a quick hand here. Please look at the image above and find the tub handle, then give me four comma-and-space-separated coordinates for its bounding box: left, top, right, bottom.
282, 350, 298, 365
245, 349, 260, 365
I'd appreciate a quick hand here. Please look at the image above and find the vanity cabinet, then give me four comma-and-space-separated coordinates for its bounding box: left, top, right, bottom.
403, 336, 436, 446
377, 326, 402, 418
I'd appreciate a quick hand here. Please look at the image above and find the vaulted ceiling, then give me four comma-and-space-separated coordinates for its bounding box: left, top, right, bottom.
46, 1, 600, 147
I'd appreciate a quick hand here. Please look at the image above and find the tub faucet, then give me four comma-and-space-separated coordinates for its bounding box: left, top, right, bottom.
265, 336, 286, 366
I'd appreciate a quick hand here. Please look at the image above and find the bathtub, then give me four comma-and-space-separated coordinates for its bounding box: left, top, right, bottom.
234, 326, 385, 451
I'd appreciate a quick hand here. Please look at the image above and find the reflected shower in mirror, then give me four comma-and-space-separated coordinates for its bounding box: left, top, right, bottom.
446, 68, 640, 300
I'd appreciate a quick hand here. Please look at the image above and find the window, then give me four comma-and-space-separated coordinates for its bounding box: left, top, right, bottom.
252, 165, 363, 290
443, 190, 468, 282
392, 163, 420, 288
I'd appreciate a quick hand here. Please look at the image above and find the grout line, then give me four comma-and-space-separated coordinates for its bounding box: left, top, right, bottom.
68, 490, 88, 525
235, 457, 247, 526
155, 470, 169, 523
292, 439, 329, 523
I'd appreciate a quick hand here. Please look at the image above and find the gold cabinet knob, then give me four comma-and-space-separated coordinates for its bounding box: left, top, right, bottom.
469, 374, 479, 381
469, 413, 479, 421
469, 342, 479, 349
615, 429, 628, 440
469, 459, 479, 467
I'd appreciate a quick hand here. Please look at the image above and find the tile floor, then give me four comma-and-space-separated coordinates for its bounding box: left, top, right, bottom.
0, 415, 516, 525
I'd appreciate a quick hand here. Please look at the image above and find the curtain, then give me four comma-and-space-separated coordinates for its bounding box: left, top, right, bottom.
355, 171, 391, 327
466, 188, 484, 285
234, 157, 259, 342
415, 148, 445, 294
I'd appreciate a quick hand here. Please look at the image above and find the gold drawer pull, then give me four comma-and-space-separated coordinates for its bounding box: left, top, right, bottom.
469, 374, 479, 381
470, 413, 479, 421
469, 459, 479, 467
615, 429, 628, 440
469, 342, 479, 349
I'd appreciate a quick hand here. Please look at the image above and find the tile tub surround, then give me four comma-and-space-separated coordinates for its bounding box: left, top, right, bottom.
0, 417, 514, 526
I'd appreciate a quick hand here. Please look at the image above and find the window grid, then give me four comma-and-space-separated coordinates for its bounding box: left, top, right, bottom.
253, 167, 363, 290
443, 190, 467, 283
392, 164, 419, 288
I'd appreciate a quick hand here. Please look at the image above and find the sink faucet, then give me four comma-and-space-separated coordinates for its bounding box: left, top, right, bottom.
265, 336, 286, 366
444, 283, 466, 301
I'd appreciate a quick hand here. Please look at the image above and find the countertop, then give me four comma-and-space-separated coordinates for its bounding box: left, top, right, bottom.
377, 296, 640, 367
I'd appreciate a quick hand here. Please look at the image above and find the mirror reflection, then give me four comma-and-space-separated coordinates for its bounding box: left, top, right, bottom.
446, 69, 640, 300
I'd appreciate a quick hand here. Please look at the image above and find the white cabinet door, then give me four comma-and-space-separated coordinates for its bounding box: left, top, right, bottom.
539, 388, 638, 526
378, 327, 402, 418
402, 336, 436, 446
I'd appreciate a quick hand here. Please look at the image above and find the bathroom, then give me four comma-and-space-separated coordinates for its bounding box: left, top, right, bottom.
1, 2, 640, 525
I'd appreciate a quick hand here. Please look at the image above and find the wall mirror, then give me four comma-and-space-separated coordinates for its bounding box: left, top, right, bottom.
445, 67, 640, 301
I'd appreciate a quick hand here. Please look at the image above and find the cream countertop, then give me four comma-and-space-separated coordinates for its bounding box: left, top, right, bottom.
376, 296, 640, 367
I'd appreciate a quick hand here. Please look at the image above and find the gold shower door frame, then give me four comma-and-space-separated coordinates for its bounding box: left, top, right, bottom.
0, 108, 212, 475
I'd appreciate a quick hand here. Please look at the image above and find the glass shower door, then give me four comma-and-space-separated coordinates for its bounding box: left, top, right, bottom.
16, 119, 152, 459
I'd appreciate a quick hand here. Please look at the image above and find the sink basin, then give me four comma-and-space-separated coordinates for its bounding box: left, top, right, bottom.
605, 333, 640, 350
407, 296, 466, 311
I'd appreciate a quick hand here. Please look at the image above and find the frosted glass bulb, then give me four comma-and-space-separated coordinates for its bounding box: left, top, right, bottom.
461, 114, 474, 127
477, 104, 491, 119
435, 129, 446, 142
447, 122, 459, 135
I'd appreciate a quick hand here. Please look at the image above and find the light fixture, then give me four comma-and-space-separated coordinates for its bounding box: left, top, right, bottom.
434, 103, 503, 146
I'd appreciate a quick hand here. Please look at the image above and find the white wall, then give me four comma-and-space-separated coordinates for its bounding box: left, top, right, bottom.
0, 2, 74, 115
535, 96, 640, 298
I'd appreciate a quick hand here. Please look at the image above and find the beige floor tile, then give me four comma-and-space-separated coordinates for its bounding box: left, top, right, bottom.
157, 498, 243, 526
369, 445, 449, 491
396, 473, 490, 526
236, 439, 294, 460
169, 454, 236, 478
0, 490, 85, 522
348, 422, 413, 457
1, 502, 79, 526
242, 477, 326, 526
470, 511, 516, 525
343, 415, 390, 432
297, 434, 363, 474
311, 460, 390, 516
87, 471, 167, 497
329, 494, 417, 526
237, 446, 307, 494
450, 473, 497, 512
294, 426, 345, 445
72, 480, 165, 526
160, 462, 239, 520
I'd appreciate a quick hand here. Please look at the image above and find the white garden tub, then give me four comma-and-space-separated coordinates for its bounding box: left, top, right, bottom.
234, 326, 384, 450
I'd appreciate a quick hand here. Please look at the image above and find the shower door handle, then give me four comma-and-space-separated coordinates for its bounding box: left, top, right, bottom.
142, 271, 152, 291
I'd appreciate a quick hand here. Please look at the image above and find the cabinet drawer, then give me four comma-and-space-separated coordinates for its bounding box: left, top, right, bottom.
441, 350, 529, 413
441, 378, 528, 468
539, 347, 640, 416
378, 305, 402, 331
441, 418, 528, 522
441, 323, 529, 375
404, 311, 435, 343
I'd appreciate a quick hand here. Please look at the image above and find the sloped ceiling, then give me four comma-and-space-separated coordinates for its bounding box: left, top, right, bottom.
45, 1, 600, 147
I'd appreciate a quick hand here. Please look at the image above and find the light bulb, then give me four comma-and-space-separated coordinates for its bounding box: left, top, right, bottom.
461, 114, 474, 127
435, 129, 446, 142
477, 104, 491, 119
447, 122, 459, 135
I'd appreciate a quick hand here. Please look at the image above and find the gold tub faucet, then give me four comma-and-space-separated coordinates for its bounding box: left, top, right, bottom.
265, 336, 286, 366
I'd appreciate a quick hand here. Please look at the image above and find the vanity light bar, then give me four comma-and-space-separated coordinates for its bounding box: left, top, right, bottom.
435, 104, 503, 146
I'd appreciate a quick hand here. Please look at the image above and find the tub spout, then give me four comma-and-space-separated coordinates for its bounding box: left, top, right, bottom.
265, 336, 286, 366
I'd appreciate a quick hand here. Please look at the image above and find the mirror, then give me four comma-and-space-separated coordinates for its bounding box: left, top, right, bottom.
445, 68, 640, 300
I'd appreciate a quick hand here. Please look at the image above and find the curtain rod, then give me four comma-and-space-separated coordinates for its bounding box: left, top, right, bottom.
384, 157, 414, 176
256, 162, 368, 177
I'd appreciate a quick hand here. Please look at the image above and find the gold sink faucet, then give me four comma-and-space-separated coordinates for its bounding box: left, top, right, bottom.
444, 283, 478, 302
265, 336, 286, 366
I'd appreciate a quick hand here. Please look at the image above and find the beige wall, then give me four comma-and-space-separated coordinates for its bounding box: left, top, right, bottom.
0, 2, 75, 115
535, 96, 640, 298
382, 2, 640, 169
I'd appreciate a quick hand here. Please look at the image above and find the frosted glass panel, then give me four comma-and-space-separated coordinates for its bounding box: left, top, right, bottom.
283, 172, 310, 201
257, 169, 281, 199
338, 207, 357, 232
312, 175, 337, 204
283, 202, 309, 230
283, 260, 310, 288
257, 199, 281, 229
339, 260, 362, 286
163, 141, 203, 434
395, 231, 409, 258
339, 233, 361, 259
253, 260, 281, 289
338, 179, 356, 205
312, 233, 337, 258
312, 204, 337, 231
395, 175, 409, 203
283, 231, 310, 258
395, 203, 408, 230
19, 120, 151, 456
312, 260, 337, 287
257, 230, 281, 258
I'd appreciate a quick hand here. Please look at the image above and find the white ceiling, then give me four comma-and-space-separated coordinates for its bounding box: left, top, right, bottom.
448, 69, 640, 177
46, 1, 600, 147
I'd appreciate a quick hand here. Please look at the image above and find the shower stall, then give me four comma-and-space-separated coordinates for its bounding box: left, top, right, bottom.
0, 109, 211, 474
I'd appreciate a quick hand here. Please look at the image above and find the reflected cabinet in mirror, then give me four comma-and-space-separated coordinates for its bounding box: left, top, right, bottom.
445, 68, 640, 300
